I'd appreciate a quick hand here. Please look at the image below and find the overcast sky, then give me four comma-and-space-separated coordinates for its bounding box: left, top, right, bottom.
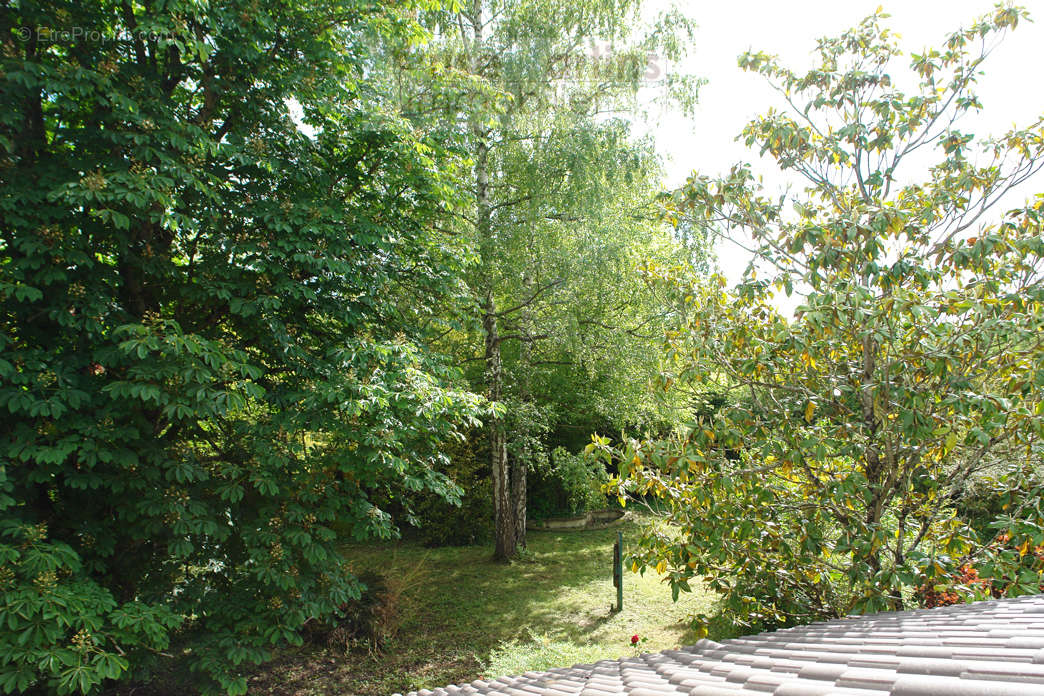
635, 0, 1044, 287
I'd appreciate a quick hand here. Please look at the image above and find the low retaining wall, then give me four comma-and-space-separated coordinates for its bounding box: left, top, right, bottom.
527, 508, 625, 531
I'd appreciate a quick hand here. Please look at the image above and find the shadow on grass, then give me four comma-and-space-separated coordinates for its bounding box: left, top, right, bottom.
317, 523, 637, 694
383, 525, 629, 651
244, 518, 723, 696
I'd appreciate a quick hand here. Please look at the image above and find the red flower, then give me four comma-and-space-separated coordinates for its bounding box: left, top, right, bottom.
631, 634, 639, 645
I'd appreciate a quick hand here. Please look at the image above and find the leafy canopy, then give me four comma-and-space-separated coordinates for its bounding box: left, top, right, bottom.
383, 0, 705, 559
596, 5, 1044, 630
0, 1, 481, 693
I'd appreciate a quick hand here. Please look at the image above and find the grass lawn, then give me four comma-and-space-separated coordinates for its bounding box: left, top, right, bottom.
246, 515, 718, 695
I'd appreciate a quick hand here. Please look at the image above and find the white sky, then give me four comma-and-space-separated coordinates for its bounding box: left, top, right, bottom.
636, 0, 1044, 287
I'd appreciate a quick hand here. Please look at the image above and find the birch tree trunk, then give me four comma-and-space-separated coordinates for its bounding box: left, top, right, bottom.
483, 293, 515, 560
470, 0, 518, 561
451, 0, 683, 560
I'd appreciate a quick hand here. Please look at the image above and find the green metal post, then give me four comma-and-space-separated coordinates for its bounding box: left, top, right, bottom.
609, 534, 618, 609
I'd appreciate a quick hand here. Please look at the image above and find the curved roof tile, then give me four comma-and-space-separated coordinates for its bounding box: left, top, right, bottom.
397, 594, 1044, 696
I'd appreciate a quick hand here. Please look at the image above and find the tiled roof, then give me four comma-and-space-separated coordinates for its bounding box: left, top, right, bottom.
398, 594, 1044, 696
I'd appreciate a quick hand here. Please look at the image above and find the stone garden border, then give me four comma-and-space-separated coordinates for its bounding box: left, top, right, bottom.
526, 508, 625, 531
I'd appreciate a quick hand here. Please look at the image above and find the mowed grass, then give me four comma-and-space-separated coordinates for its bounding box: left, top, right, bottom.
248, 515, 718, 696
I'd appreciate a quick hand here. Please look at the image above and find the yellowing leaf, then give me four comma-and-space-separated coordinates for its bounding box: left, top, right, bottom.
804, 401, 816, 423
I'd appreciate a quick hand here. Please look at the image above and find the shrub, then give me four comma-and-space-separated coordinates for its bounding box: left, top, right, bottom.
916, 531, 1044, 608
529, 448, 608, 519
411, 483, 493, 548
303, 571, 400, 655
917, 565, 993, 608
407, 433, 493, 547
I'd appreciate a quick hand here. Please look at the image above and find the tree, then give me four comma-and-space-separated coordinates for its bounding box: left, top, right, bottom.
598, 6, 1044, 630
404, 0, 701, 560
0, 1, 481, 693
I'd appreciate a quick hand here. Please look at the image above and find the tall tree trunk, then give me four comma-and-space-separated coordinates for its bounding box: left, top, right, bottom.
510, 461, 526, 552
484, 295, 514, 561
471, 22, 515, 558
470, 0, 523, 560
511, 269, 537, 554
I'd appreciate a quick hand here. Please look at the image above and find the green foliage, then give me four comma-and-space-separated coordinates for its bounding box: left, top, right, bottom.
502, 399, 552, 477
0, 519, 179, 694
603, 6, 1044, 631
384, 0, 705, 558
0, 1, 482, 692
530, 448, 609, 519
408, 433, 493, 547
302, 570, 401, 655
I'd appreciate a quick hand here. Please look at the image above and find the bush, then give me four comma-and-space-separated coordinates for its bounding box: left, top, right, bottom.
915, 531, 1044, 608
303, 571, 400, 655
529, 448, 608, 519
916, 565, 993, 608
411, 484, 493, 548
407, 433, 493, 547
